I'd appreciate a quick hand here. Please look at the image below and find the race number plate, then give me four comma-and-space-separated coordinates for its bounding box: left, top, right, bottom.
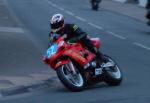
47, 43, 58, 58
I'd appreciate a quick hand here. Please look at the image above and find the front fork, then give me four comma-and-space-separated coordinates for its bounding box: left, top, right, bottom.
66, 60, 77, 75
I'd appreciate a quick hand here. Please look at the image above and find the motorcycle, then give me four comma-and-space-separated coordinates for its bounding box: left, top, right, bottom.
43, 34, 122, 92
90, 0, 101, 10
146, 10, 150, 26
146, 1, 150, 26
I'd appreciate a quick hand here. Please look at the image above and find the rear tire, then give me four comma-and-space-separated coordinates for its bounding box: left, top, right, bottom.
104, 55, 122, 86
56, 61, 86, 92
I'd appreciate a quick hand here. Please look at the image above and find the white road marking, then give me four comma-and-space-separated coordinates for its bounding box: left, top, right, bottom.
47, 0, 52, 4
0, 27, 24, 33
75, 16, 87, 22
47, 1, 65, 11
47, 1, 57, 7
65, 11, 75, 16
51, 3, 57, 7
47, 1, 54, 6
133, 42, 150, 51
88, 22, 103, 30
58, 7, 65, 11
107, 31, 126, 40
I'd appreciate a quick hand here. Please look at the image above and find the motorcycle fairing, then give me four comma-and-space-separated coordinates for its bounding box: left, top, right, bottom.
55, 60, 69, 69
49, 46, 96, 70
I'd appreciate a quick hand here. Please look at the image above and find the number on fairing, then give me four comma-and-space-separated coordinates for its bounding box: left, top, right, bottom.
47, 44, 58, 58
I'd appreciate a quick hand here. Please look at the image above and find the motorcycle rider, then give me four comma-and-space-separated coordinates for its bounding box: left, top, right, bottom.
48, 13, 109, 66
146, 0, 150, 26
90, 0, 101, 10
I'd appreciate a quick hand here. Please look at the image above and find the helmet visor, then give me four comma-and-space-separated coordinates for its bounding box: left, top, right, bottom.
51, 21, 64, 33
51, 20, 64, 29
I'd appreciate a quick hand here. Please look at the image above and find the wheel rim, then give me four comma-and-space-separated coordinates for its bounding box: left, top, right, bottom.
61, 65, 84, 87
105, 58, 121, 79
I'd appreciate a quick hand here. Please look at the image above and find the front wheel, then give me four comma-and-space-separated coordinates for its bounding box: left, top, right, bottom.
103, 55, 123, 86
56, 60, 86, 92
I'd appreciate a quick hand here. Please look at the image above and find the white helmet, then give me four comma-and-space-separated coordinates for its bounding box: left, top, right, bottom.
50, 14, 64, 33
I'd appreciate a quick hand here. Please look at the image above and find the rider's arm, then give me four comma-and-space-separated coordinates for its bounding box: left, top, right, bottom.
70, 24, 98, 53
68, 24, 87, 43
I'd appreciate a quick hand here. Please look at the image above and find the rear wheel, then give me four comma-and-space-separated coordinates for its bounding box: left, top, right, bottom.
104, 55, 122, 86
56, 60, 86, 92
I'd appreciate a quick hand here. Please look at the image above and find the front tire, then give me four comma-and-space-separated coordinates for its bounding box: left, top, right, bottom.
56, 61, 86, 92
104, 55, 123, 86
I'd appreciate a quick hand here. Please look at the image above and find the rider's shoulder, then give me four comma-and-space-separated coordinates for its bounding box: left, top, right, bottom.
65, 23, 78, 27
66, 23, 79, 31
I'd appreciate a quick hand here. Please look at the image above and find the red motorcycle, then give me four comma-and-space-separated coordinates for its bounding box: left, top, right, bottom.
43, 34, 122, 92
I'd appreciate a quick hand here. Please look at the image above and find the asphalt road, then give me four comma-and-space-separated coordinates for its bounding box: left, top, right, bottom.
0, 0, 49, 76
1, 0, 150, 103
